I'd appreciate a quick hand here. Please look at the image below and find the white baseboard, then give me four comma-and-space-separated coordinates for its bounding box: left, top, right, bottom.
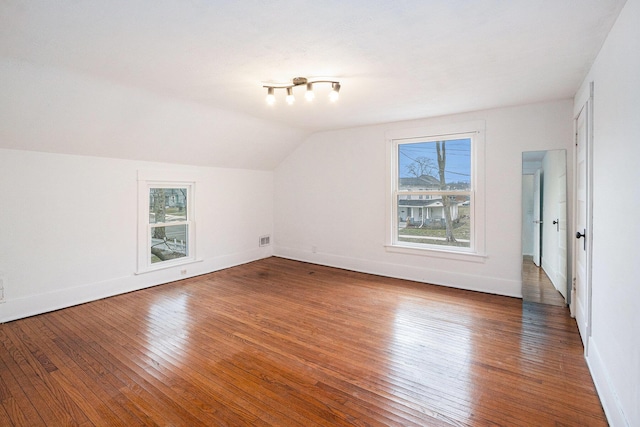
274, 245, 522, 298
586, 337, 629, 427
0, 248, 270, 323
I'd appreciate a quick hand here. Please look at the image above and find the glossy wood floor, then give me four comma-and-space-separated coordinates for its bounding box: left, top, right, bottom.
0, 257, 606, 426
522, 256, 567, 307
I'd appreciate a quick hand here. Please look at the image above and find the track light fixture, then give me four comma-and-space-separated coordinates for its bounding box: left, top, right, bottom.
263, 77, 341, 105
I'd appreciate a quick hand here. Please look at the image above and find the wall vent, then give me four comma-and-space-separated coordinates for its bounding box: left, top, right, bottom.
259, 235, 271, 247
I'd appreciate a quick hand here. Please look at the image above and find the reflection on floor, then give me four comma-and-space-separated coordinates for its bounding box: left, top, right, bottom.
522, 255, 566, 306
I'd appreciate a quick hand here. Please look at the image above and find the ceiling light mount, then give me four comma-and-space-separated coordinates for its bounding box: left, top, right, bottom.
263, 77, 341, 105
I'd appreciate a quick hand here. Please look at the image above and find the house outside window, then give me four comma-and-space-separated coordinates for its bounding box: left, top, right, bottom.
386, 121, 485, 259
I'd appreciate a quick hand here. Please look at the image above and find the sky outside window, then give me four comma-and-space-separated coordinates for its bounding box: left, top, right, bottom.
398, 138, 471, 186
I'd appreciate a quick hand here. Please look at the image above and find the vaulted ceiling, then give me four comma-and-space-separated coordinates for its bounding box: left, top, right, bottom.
0, 0, 627, 169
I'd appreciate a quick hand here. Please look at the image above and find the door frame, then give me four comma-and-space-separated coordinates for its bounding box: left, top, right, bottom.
571, 83, 594, 353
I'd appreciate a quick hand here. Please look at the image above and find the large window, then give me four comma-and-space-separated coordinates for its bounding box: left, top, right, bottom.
387, 122, 485, 258
137, 171, 196, 272
396, 137, 472, 248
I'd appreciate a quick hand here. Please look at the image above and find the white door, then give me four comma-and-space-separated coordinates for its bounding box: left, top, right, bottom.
557, 167, 568, 299
533, 169, 542, 266
573, 98, 592, 347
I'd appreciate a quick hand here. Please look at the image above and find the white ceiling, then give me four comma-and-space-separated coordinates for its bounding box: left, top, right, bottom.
0, 0, 627, 169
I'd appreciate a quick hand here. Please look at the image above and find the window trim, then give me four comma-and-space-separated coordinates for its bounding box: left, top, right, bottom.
385, 121, 486, 261
136, 170, 198, 274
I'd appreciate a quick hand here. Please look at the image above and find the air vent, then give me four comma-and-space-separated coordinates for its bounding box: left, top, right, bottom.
259, 235, 271, 247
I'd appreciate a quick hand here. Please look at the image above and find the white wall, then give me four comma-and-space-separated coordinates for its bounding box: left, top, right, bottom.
0, 148, 274, 322
274, 99, 574, 298
574, 0, 640, 425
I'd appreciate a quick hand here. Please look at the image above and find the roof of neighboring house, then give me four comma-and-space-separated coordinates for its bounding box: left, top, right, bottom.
398, 199, 444, 208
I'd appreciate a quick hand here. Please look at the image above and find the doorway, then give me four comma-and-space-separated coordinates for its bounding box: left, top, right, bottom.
522, 150, 568, 306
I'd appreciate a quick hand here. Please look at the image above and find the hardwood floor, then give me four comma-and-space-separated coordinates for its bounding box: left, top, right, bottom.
0, 257, 606, 426
522, 256, 567, 307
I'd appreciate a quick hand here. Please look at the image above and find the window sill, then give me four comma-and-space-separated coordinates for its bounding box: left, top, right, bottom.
135, 258, 203, 275
384, 244, 487, 263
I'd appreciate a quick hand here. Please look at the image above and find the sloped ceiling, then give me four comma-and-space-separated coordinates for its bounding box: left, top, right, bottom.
0, 0, 626, 169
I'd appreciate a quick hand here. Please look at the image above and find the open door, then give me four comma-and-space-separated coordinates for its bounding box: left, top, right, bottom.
540, 150, 568, 299
573, 92, 593, 348
557, 161, 568, 299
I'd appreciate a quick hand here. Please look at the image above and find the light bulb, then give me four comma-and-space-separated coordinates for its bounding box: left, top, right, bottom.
329, 82, 341, 102
265, 87, 275, 105
286, 87, 295, 105
305, 83, 315, 101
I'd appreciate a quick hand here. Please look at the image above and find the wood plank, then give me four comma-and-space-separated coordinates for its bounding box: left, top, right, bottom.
23, 316, 133, 426
5, 322, 89, 424
0, 257, 607, 426
0, 329, 62, 426
50, 310, 206, 426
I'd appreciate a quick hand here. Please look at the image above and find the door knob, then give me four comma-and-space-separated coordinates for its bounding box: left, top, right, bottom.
576, 229, 586, 251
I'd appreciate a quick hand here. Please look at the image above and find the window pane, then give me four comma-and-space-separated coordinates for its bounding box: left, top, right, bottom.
397, 195, 471, 248
150, 224, 188, 263
398, 139, 471, 191
149, 188, 188, 224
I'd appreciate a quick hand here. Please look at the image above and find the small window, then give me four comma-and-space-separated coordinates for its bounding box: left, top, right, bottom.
149, 187, 190, 264
387, 122, 485, 258
137, 172, 196, 273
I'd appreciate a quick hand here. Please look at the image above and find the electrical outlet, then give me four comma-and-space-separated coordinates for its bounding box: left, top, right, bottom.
312, 246, 317, 253
180, 269, 187, 275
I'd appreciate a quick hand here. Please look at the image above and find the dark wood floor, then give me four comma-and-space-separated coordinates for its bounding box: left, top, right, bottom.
522, 256, 567, 307
0, 257, 606, 426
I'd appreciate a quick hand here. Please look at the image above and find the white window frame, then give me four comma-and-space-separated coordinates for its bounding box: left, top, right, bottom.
137, 170, 198, 273
385, 121, 486, 262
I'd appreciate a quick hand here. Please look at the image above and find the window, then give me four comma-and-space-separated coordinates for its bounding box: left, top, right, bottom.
386, 122, 485, 259
137, 171, 196, 272
149, 187, 190, 264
